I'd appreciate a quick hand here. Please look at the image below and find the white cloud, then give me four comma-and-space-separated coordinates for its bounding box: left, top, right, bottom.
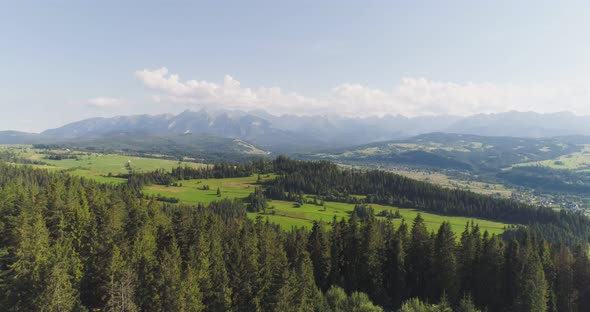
135, 67, 590, 117
87, 97, 127, 108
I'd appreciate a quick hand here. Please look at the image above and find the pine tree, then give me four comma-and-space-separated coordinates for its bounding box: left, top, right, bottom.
132, 226, 160, 311
513, 234, 548, 312
40, 237, 83, 312
477, 234, 504, 310
539, 240, 557, 312
554, 246, 577, 312
384, 223, 406, 308
407, 214, 433, 299
328, 217, 345, 287
105, 245, 138, 312
431, 222, 458, 303
275, 269, 298, 312
504, 238, 520, 309
256, 220, 288, 311
308, 221, 331, 291
343, 213, 361, 291
573, 244, 590, 311
456, 294, 480, 312
359, 216, 385, 302
159, 240, 184, 311
204, 224, 232, 311
458, 222, 481, 299
227, 224, 260, 311
294, 250, 320, 311
182, 264, 205, 312
9, 211, 51, 311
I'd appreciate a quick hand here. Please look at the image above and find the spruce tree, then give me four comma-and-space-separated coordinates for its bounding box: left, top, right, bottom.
40, 237, 83, 312
159, 240, 184, 311
204, 225, 232, 311
554, 246, 577, 312
9, 211, 51, 311
477, 234, 504, 310
431, 222, 458, 303
513, 234, 548, 312
407, 214, 433, 299
308, 221, 331, 291
572, 244, 590, 311
105, 245, 138, 312
456, 294, 480, 312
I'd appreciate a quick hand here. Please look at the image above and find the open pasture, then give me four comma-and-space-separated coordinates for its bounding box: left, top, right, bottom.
512, 144, 590, 171
10, 146, 208, 184
143, 174, 509, 235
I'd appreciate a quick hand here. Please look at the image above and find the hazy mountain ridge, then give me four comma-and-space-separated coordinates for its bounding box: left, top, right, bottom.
3, 110, 590, 155
41, 110, 590, 143
446, 111, 590, 137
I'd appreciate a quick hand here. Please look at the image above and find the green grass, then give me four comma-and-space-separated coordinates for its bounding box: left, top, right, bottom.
261, 200, 507, 235
143, 174, 510, 235
38, 154, 206, 175
143, 175, 276, 204
512, 145, 590, 171
13, 147, 207, 184
389, 168, 512, 198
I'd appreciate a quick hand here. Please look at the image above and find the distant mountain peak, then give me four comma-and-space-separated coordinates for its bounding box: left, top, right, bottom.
0, 109, 582, 151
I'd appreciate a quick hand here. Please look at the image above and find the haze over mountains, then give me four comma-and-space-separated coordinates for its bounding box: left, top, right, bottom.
2, 110, 590, 152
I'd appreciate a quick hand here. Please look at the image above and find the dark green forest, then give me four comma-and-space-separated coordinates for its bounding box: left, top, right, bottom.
1, 160, 590, 311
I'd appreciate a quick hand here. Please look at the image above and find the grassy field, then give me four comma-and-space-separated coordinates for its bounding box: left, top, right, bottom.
9, 146, 207, 184
263, 200, 507, 235
512, 144, 590, 172
387, 168, 513, 198
143, 175, 276, 204
143, 174, 509, 235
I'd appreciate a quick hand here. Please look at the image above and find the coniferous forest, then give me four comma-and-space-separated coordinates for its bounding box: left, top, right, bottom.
1, 159, 590, 312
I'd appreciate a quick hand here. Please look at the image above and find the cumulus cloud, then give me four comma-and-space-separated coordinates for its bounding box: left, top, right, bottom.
135, 67, 590, 117
87, 97, 127, 108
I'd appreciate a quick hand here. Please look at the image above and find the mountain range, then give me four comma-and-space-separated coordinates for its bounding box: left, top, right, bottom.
2, 110, 590, 155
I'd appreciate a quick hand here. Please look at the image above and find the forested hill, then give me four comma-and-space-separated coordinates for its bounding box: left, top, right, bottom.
1, 162, 589, 311
264, 157, 590, 244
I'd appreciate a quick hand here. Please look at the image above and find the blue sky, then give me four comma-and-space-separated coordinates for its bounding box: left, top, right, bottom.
1, 0, 590, 132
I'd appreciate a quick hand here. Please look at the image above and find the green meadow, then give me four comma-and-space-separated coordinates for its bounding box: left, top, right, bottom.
142, 174, 509, 235
15, 147, 207, 184
512, 144, 590, 171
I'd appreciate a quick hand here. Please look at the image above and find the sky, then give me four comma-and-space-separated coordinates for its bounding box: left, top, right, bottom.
1, 0, 590, 132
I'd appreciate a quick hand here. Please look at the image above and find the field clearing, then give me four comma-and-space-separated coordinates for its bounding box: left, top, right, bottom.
38, 154, 207, 175
263, 200, 507, 235
388, 168, 512, 197
144, 175, 276, 204
144, 175, 509, 235
512, 145, 590, 171
8, 146, 208, 183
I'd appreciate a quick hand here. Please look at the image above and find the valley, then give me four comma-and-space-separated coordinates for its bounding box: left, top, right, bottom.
5, 4, 590, 310
1, 144, 509, 235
